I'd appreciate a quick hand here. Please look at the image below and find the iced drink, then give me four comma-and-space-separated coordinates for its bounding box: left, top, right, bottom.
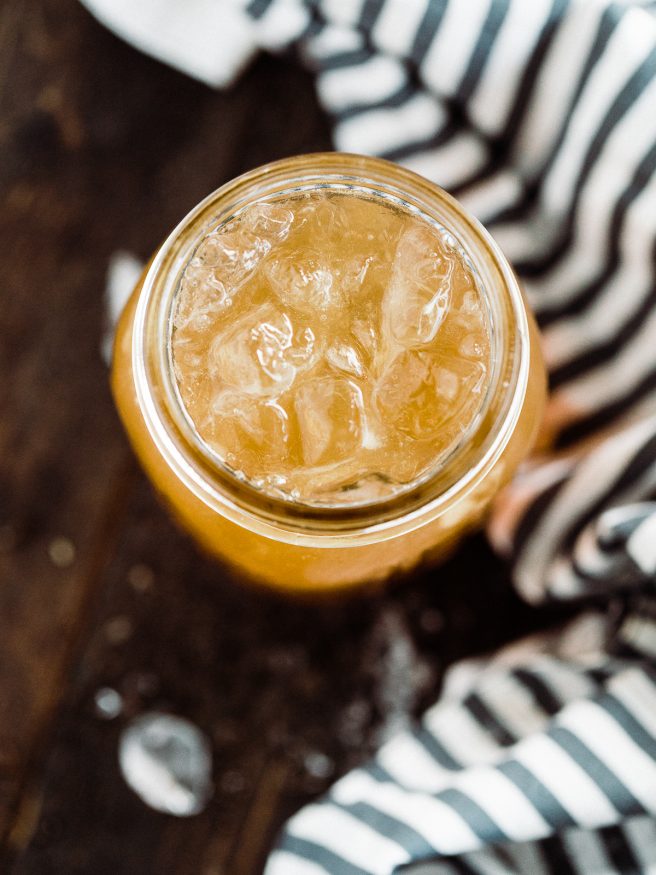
172, 191, 490, 507
112, 154, 545, 592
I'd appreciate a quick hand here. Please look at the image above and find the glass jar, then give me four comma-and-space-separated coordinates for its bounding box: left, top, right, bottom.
111, 153, 545, 593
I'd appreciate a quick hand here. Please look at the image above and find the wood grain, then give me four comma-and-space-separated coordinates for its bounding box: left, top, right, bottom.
1, 2, 574, 872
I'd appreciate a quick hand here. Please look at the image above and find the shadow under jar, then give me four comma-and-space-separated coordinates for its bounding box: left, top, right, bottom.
111, 153, 546, 594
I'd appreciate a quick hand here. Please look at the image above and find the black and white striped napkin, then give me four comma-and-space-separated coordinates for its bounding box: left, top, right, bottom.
84, 0, 656, 870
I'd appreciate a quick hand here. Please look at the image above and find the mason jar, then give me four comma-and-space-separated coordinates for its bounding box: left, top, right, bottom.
111, 153, 545, 593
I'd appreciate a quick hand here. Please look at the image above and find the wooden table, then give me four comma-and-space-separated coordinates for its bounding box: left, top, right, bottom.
0, 3, 572, 872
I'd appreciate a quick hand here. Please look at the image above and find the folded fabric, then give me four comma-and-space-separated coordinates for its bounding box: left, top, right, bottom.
86, 0, 656, 871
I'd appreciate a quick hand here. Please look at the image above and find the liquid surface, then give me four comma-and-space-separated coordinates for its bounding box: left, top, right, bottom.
171, 191, 491, 505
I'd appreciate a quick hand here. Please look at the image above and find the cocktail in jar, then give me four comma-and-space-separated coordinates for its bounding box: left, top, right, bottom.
112, 154, 545, 593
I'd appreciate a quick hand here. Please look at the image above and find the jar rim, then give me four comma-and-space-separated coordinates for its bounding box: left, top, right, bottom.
132, 153, 530, 542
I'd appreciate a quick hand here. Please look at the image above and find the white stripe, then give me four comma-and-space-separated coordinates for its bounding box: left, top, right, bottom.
253, 0, 311, 50
627, 512, 656, 574
487, 209, 557, 268
513, 733, 619, 828
287, 802, 408, 874
333, 91, 446, 154
555, 305, 656, 418
561, 828, 616, 875
537, 14, 656, 235
302, 24, 364, 62
264, 850, 329, 875
424, 703, 503, 766
619, 615, 656, 659
504, 840, 551, 875
400, 131, 489, 191
608, 667, 656, 740
475, 671, 551, 738
512, 419, 656, 602
529, 74, 656, 316
460, 849, 516, 875
377, 732, 452, 792
468, 0, 554, 137
318, 0, 367, 29
332, 771, 483, 856
511, 1, 608, 176
420, 0, 493, 96
623, 816, 656, 875
371, 0, 432, 57
569, 523, 623, 583
546, 555, 595, 600
400, 863, 461, 875
459, 170, 523, 225
454, 767, 551, 843
537, 170, 656, 358
317, 55, 408, 111
557, 699, 656, 812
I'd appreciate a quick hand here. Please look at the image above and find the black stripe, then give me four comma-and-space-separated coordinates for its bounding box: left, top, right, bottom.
281, 835, 372, 875
364, 761, 398, 784
588, 431, 656, 505
464, 693, 515, 747
438, 788, 509, 845
296, 12, 325, 44
511, 474, 570, 558
410, 0, 449, 67
541, 140, 656, 336
570, 551, 642, 591
341, 801, 434, 858
549, 431, 656, 557
449, 149, 507, 198
523, 2, 623, 188
540, 834, 579, 875
558, 371, 656, 446
599, 824, 643, 875
551, 726, 644, 815
450, 856, 488, 875
501, 0, 569, 138
317, 47, 374, 71
246, 0, 275, 19
456, 0, 510, 106
549, 280, 656, 389
583, 663, 617, 688
602, 691, 656, 759
415, 727, 461, 770
335, 81, 418, 122
486, 0, 599, 229
517, 46, 656, 277
379, 115, 459, 162
358, 0, 385, 33
498, 760, 577, 829
512, 667, 562, 715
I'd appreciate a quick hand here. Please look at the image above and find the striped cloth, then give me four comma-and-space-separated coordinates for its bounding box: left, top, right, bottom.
85, 0, 656, 870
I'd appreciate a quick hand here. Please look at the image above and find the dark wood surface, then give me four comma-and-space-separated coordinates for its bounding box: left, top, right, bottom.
0, 3, 573, 873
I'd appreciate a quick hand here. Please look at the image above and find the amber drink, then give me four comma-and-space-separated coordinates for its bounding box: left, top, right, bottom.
112, 154, 545, 593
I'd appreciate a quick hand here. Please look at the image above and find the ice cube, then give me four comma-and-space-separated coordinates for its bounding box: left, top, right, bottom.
195, 227, 269, 291
240, 202, 293, 242
294, 376, 366, 466
383, 225, 454, 347
375, 351, 486, 441
264, 254, 336, 312
118, 712, 213, 817
294, 194, 350, 242
206, 394, 289, 466
326, 342, 364, 377
459, 334, 484, 358
208, 304, 317, 397
175, 258, 231, 332
433, 366, 459, 402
